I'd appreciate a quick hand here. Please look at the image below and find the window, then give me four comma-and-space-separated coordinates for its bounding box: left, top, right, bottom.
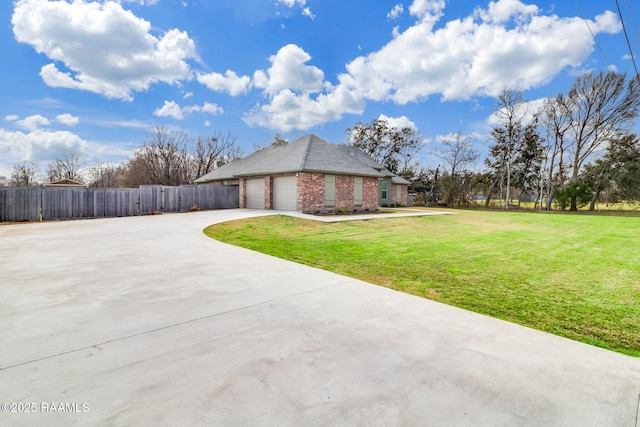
396, 185, 402, 203
325, 174, 336, 206
381, 180, 388, 200
354, 177, 363, 205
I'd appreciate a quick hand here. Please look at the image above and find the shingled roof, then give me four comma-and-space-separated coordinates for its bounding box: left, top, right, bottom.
195, 134, 403, 183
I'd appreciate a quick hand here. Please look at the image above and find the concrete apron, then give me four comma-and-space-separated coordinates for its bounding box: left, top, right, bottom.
0, 209, 638, 426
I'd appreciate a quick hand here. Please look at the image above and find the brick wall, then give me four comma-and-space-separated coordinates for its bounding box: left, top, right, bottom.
239, 178, 246, 208
391, 184, 409, 205
264, 176, 272, 209
298, 172, 379, 212
297, 172, 325, 211
335, 175, 354, 209
363, 176, 379, 210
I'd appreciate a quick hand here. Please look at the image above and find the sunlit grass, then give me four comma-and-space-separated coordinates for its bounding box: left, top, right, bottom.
204, 210, 640, 356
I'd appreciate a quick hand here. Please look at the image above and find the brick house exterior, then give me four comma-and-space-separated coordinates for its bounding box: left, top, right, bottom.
195, 134, 410, 212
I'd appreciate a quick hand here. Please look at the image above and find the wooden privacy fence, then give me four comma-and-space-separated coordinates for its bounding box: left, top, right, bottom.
0, 184, 239, 222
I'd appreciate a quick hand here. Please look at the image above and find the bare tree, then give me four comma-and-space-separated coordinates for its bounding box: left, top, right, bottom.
192, 131, 243, 179
46, 149, 85, 183
487, 89, 529, 209
121, 127, 243, 187
88, 161, 122, 188
433, 131, 479, 207
564, 71, 640, 210
10, 161, 40, 186
540, 95, 572, 209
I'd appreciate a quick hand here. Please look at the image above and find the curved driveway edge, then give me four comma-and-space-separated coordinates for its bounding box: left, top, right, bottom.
0, 209, 639, 426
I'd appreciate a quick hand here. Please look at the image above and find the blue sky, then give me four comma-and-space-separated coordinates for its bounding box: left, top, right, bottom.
1, 0, 638, 179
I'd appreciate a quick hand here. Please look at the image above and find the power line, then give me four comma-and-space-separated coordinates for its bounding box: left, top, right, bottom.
615, 0, 640, 83
621, 0, 640, 50
571, 0, 612, 66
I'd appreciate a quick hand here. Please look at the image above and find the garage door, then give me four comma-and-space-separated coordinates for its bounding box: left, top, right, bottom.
273, 176, 298, 211
246, 178, 265, 209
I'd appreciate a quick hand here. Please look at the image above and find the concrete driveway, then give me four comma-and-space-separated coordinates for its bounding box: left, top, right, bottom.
1, 209, 639, 426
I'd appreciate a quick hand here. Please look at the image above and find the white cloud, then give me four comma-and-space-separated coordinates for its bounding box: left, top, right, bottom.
5, 115, 19, 122
0, 128, 89, 169
475, 0, 538, 24
486, 97, 547, 127
343, 1, 622, 104
387, 4, 404, 20
409, 0, 445, 28
55, 113, 80, 127
378, 114, 418, 131
197, 70, 252, 96
277, 0, 314, 19
253, 44, 325, 96
244, 44, 365, 131
185, 102, 224, 115
154, 100, 184, 120
154, 100, 223, 120
12, 0, 197, 101
118, 0, 159, 5
16, 115, 51, 131
242, 1, 623, 132
244, 79, 364, 131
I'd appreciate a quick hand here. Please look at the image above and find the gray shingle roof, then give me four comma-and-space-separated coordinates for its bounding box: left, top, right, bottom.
195, 134, 410, 183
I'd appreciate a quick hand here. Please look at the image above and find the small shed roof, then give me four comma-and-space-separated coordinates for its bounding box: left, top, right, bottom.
42, 179, 88, 187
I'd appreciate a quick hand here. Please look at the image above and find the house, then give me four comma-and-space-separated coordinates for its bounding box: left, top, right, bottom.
194, 134, 410, 212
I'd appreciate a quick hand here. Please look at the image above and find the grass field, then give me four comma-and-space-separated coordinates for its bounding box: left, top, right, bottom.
204, 210, 640, 356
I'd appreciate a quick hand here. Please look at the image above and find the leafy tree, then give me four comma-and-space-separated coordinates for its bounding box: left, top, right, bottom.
612, 135, 640, 201
346, 118, 423, 173
512, 119, 545, 206
487, 89, 534, 209
582, 133, 640, 208
409, 167, 440, 206
554, 182, 591, 210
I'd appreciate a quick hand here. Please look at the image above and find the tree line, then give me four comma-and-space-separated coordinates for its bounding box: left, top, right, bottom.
3, 70, 639, 211
3, 127, 243, 188
349, 70, 640, 211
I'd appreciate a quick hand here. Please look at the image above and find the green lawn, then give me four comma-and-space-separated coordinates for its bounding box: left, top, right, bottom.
204, 210, 640, 356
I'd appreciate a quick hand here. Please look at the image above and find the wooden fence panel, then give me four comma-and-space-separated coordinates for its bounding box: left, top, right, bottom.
0, 187, 41, 222
139, 185, 162, 214
71, 188, 94, 219
162, 186, 181, 213
214, 185, 239, 209
116, 189, 139, 217
1, 184, 238, 222
180, 185, 197, 212
42, 187, 72, 220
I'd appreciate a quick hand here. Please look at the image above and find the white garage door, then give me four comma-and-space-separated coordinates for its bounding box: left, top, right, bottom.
273, 176, 298, 211
246, 178, 265, 209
